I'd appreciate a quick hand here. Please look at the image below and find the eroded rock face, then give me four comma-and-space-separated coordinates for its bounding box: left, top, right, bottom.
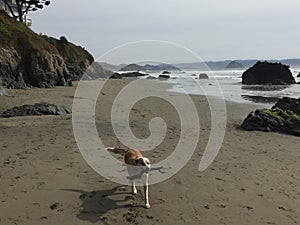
242, 61, 295, 85
0, 48, 71, 88
0, 48, 23, 88
241, 97, 300, 136
26, 51, 70, 88
0, 102, 71, 117
0, 11, 95, 89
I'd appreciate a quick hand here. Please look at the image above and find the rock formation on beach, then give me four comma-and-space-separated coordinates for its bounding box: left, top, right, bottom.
241, 97, 300, 136
0, 10, 95, 89
226, 61, 244, 69
199, 73, 209, 79
297, 72, 300, 77
158, 74, 170, 79
0, 102, 71, 117
111, 71, 148, 78
242, 61, 295, 85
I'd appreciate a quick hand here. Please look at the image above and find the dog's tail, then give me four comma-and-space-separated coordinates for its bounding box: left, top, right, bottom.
106, 147, 128, 155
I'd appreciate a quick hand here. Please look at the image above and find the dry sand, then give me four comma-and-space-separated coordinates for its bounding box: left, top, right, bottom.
0, 79, 299, 225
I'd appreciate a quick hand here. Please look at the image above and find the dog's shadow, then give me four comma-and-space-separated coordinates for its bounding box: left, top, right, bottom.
62, 186, 142, 224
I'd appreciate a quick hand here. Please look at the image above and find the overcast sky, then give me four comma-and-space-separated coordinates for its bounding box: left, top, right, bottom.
31, 0, 300, 64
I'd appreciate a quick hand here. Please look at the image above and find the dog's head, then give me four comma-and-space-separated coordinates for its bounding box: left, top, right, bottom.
135, 157, 151, 172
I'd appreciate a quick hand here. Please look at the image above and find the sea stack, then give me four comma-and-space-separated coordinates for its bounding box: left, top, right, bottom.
242, 61, 295, 85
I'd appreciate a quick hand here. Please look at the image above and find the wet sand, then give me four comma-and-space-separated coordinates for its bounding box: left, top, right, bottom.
0, 79, 299, 225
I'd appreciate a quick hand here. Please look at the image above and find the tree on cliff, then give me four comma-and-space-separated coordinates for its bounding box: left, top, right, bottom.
1, 0, 50, 23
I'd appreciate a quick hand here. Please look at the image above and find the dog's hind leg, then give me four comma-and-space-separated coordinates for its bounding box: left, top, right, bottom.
127, 165, 137, 195
143, 173, 150, 209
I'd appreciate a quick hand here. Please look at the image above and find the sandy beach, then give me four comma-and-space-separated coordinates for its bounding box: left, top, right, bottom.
0, 79, 299, 225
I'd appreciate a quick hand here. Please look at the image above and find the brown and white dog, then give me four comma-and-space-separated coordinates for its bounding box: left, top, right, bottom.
106, 147, 151, 209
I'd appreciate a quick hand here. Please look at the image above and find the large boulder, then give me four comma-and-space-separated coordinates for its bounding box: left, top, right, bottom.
241, 97, 300, 136
111, 72, 148, 78
242, 61, 295, 85
298, 72, 300, 78
0, 102, 71, 117
199, 73, 209, 79
158, 74, 170, 79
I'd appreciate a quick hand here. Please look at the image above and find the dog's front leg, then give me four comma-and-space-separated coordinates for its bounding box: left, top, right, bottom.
143, 173, 150, 209
131, 179, 137, 195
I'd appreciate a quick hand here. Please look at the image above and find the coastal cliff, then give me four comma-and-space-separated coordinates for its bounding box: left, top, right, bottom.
0, 10, 94, 88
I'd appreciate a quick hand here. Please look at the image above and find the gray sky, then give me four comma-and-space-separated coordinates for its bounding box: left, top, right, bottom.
31, 0, 300, 64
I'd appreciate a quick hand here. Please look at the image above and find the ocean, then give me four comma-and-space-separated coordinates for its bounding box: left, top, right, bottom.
141, 67, 300, 106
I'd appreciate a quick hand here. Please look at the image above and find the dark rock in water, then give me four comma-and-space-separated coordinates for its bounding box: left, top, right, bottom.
111, 72, 147, 78
242, 61, 295, 85
298, 72, 300, 78
0, 102, 71, 117
158, 74, 170, 79
146, 76, 157, 79
199, 73, 209, 79
241, 97, 300, 136
110, 73, 123, 79
121, 72, 148, 77
226, 61, 244, 69
162, 71, 171, 74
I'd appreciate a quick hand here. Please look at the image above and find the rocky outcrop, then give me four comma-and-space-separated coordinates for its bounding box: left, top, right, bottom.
242, 61, 295, 85
158, 74, 170, 79
0, 10, 94, 89
162, 71, 171, 74
298, 72, 300, 78
199, 73, 209, 79
0, 102, 71, 117
112, 72, 147, 78
241, 97, 300, 136
226, 61, 243, 69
